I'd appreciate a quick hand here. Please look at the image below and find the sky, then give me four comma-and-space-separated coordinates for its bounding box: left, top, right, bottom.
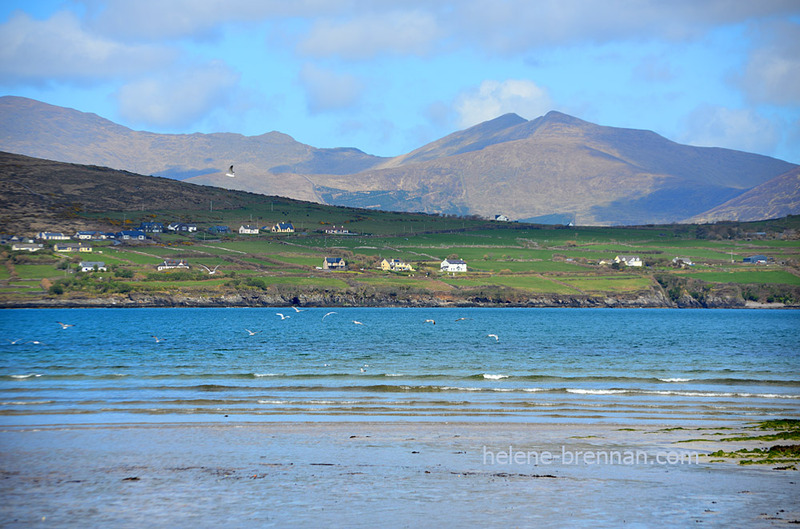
1, 1, 799, 163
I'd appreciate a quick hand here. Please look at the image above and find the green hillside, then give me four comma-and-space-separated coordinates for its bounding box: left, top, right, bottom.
3, 198, 799, 307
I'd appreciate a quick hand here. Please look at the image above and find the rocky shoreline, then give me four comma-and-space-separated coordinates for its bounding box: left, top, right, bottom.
2, 289, 794, 309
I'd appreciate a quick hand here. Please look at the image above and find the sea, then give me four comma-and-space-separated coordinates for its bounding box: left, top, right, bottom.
2, 307, 798, 426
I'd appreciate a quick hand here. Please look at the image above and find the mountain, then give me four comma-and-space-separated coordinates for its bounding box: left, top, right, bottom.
0, 150, 269, 234
685, 166, 800, 223
1, 96, 796, 225
302, 111, 796, 224
0, 96, 386, 203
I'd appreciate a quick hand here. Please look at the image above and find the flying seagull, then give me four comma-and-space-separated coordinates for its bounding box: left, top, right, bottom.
57, 322, 74, 329
455, 317, 472, 322
226, 165, 235, 177
487, 334, 499, 342
198, 263, 222, 275
352, 320, 364, 325
292, 306, 305, 313
245, 329, 260, 336
276, 313, 290, 320
424, 319, 436, 325
152, 335, 166, 343
322, 311, 337, 320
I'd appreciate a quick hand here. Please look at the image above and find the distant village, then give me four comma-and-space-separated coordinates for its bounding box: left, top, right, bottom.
1, 215, 776, 279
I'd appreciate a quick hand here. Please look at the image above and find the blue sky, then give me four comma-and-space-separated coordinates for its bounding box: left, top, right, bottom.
1, 1, 798, 163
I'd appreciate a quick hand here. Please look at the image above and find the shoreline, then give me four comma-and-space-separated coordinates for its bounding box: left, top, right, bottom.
0, 294, 794, 309
2, 419, 797, 527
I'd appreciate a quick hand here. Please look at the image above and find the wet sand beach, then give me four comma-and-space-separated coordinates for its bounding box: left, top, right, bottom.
1, 420, 797, 527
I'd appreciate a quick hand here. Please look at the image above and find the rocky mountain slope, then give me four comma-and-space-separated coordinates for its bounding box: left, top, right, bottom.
1, 96, 796, 225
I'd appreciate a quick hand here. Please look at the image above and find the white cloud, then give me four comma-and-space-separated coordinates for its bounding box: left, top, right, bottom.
298, 10, 441, 59
449, 0, 800, 54
86, 0, 343, 41
298, 64, 364, 113
454, 80, 553, 128
0, 10, 172, 83
680, 105, 780, 155
738, 20, 800, 105
116, 61, 239, 129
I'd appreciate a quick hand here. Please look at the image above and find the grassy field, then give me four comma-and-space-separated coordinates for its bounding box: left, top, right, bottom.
4, 206, 799, 306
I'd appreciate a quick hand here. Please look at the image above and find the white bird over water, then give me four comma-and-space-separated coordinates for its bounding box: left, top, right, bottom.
152, 335, 166, 343
292, 306, 305, 313
424, 319, 436, 325
57, 322, 74, 329
352, 320, 364, 325
487, 334, 499, 342
276, 313, 290, 320
226, 165, 235, 177
322, 311, 337, 320
198, 263, 222, 275
245, 329, 260, 336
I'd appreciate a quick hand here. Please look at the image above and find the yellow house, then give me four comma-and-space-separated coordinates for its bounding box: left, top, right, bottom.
272, 222, 295, 233
380, 258, 414, 272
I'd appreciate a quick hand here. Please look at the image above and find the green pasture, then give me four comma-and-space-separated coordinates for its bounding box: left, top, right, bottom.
13, 264, 64, 279
559, 275, 654, 293
350, 275, 453, 292
440, 274, 578, 294
676, 270, 800, 286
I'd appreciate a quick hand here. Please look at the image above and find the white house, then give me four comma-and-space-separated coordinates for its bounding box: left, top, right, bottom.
37, 232, 70, 241
79, 261, 107, 272
441, 258, 467, 273
157, 259, 189, 271
11, 243, 43, 252
239, 225, 259, 235
672, 257, 694, 268
614, 255, 643, 267
494, 214, 510, 222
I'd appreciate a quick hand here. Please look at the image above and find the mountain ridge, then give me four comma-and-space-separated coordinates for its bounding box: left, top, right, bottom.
1, 96, 796, 225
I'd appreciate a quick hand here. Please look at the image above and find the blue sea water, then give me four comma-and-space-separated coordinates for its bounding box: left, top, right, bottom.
1, 307, 798, 425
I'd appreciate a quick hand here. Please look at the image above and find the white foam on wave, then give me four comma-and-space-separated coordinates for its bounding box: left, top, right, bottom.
9, 374, 42, 379
647, 390, 800, 399
483, 374, 509, 380
258, 400, 289, 404
254, 373, 280, 377
1, 400, 53, 405
567, 388, 628, 395
659, 378, 692, 382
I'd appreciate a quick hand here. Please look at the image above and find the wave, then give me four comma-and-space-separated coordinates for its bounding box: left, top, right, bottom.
6, 372, 797, 386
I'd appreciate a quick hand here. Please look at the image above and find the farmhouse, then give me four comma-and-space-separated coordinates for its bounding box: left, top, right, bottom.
173, 223, 197, 233
139, 222, 164, 233
441, 258, 468, 273
324, 225, 350, 235
494, 214, 510, 222
380, 258, 414, 272
614, 255, 643, 267
323, 257, 347, 270
54, 243, 92, 253
272, 222, 295, 233
116, 230, 146, 241
79, 261, 107, 272
11, 243, 43, 252
743, 255, 770, 264
672, 257, 694, 268
157, 259, 189, 271
239, 225, 259, 235
37, 232, 70, 241
209, 225, 232, 234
